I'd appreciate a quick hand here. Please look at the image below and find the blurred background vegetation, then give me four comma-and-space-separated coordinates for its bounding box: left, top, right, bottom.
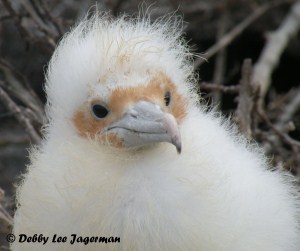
1, 0, 300, 249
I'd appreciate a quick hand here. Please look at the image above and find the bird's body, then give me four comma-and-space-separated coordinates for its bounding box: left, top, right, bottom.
12, 13, 299, 251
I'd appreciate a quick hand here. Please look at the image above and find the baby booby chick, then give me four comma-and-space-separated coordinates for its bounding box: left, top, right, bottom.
12, 13, 300, 251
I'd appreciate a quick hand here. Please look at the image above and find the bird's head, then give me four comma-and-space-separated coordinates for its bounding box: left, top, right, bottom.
45, 14, 196, 153
72, 72, 185, 153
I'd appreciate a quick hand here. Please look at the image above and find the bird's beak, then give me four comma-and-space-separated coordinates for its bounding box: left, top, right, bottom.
106, 101, 181, 153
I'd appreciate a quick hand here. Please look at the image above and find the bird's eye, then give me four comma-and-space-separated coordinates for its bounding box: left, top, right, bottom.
92, 104, 109, 119
164, 91, 171, 106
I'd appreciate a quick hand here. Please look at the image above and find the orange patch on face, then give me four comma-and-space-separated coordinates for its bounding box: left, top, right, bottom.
73, 104, 106, 137
73, 108, 124, 147
154, 73, 187, 122
72, 72, 187, 146
109, 72, 187, 122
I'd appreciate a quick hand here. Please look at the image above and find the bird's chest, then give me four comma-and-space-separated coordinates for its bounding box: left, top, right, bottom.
62, 155, 205, 249
93, 167, 204, 250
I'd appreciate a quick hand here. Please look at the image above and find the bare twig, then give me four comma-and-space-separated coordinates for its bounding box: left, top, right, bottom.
0, 59, 45, 124
0, 130, 29, 145
0, 86, 41, 144
252, 0, 300, 109
276, 87, 300, 129
199, 82, 239, 94
21, 0, 54, 34
257, 109, 300, 148
235, 59, 254, 139
0, 14, 15, 22
1, 0, 31, 39
212, 2, 229, 107
194, 0, 296, 69
0, 188, 13, 234
38, 0, 63, 36
20, 0, 57, 47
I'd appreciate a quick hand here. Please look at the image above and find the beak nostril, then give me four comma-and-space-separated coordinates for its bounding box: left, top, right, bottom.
124, 108, 138, 119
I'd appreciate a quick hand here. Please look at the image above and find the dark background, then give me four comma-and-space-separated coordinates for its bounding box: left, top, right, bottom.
1, 0, 300, 250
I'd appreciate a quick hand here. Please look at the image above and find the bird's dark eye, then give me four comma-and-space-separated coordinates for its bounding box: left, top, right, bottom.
164, 91, 171, 106
92, 104, 109, 119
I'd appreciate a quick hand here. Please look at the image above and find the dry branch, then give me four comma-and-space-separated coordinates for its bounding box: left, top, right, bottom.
235, 59, 255, 139
199, 83, 239, 94
257, 110, 300, 149
0, 188, 13, 234
212, 2, 229, 107
20, 0, 57, 46
252, 0, 300, 108
194, 0, 296, 69
1, 0, 32, 40
39, 0, 63, 36
276, 87, 300, 129
0, 86, 41, 144
0, 59, 45, 124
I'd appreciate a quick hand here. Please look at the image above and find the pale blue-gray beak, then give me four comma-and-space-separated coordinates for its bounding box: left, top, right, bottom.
106, 101, 181, 153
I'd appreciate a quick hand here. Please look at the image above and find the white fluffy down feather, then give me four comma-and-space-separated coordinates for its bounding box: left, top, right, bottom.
12, 13, 300, 251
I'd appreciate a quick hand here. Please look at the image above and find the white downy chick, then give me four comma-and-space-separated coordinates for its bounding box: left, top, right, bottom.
12, 13, 300, 251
